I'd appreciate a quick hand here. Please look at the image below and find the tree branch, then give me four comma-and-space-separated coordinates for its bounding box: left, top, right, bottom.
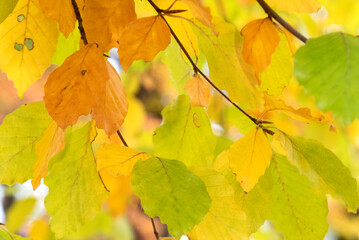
151, 218, 160, 240
256, 0, 307, 43
71, 0, 88, 45
147, 0, 258, 125
116, 130, 128, 147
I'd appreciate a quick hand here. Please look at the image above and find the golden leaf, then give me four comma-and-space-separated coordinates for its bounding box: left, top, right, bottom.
184, 76, 210, 108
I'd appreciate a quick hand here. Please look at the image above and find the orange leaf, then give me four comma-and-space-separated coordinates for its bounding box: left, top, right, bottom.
31, 121, 65, 190
184, 76, 210, 108
181, 0, 213, 30
117, 16, 171, 71
83, 0, 137, 52
38, 0, 78, 37
44, 44, 128, 135
241, 18, 280, 73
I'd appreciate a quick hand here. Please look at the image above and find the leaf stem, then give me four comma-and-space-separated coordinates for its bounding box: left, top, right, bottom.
151, 218, 160, 240
147, 0, 258, 125
116, 130, 128, 147
71, 0, 88, 45
256, 0, 307, 43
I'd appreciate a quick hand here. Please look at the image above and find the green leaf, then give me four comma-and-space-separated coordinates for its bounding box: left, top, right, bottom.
51, 23, 80, 66
188, 167, 248, 240
131, 157, 211, 239
193, 17, 259, 107
6, 198, 36, 232
294, 32, 359, 124
44, 121, 108, 238
0, 102, 52, 185
0, 0, 18, 24
0, 227, 29, 240
213, 150, 273, 234
153, 95, 216, 167
277, 131, 359, 212
270, 154, 328, 240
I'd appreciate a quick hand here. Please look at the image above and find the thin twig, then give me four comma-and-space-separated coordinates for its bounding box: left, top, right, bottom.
147, 0, 258, 124
71, 0, 88, 45
116, 130, 128, 147
256, 0, 307, 43
151, 218, 160, 240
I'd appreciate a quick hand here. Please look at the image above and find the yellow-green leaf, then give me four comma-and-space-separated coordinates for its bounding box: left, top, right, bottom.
266, 0, 321, 13
0, 0, 58, 97
0, 0, 18, 24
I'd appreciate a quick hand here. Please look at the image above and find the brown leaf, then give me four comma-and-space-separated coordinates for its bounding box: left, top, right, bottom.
241, 18, 280, 73
44, 44, 128, 135
83, 0, 137, 51
117, 16, 171, 71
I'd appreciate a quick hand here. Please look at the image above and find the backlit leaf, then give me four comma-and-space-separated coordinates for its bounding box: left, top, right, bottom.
0, 0, 58, 97
0, 102, 52, 185
241, 18, 280, 73
270, 154, 328, 240
180, 0, 213, 30
6, 198, 36, 232
153, 95, 217, 167
0, 0, 18, 24
277, 131, 359, 212
131, 157, 211, 239
266, 0, 321, 13
83, 0, 137, 51
229, 127, 272, 192
44, 121, 108, 238
44, 44, 128, 135
96, 144, 151, 176
184, 75, 210, 108
0, 227, 29, 240
294, 32, 359, 124
188, 168, 248, 240
117, 16, 171, 71
32, 121, 65, 190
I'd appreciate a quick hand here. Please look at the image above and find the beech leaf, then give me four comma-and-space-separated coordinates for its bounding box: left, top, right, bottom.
184, 76, 210, 108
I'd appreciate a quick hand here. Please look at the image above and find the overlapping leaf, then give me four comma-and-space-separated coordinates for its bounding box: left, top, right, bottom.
44, 44, 128, 135
277, 131, 359, 212
241, 18, 280, 73
184, 75, 210, 108
131, 157, 211, 239
117, 16, 171, 71
83, 0, 137, 51
294, 32, 359, 124
44, 121, 108, 238
0, 0, 58, 97
153, 95, 217, 167
0, 0, 18, 24
270, 154, 328, 240
0, 102, 52, 185
229, 127, 272, 192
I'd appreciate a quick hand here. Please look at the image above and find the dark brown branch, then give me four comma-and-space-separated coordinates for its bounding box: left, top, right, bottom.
147, 0, 258, 125
71, 0, 88, 45
256, 0, 307, 43
116, 130, 128, 147
151, 218, 160, 240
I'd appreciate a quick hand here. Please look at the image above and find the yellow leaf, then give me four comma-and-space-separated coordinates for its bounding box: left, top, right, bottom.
30, 219, 52, 240
241, 18, 280, 73
229, 128, 272, 192
44, 44, 128, 135
184, 76, 210, 108
262, 93, 329, 123
83, 0, 137, 52
32, 121, 65, 190
117, 16, 171, 71
0, 0, 58, 97
38, 0, 77, 37
266, 0, 321, 13
96, 144, 151, 176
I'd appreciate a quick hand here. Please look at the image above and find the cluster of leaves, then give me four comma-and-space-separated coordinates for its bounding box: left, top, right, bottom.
0, 0, 359, 239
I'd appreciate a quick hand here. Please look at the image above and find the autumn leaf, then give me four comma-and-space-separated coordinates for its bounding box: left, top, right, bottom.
117, 16, 171, 71
38, 0, 77, 37
180, 0, 213, 30
229, 127, 272, 192
0, 0, 18, 24
32, 121, 65, 190
44, 44, 128, 135
96, 144, 151, 176
266, 0, 321, 13
241, 18, 280, 73
184, 75, 210, 108
0, 0, 58, 97
83, 0, 137, 51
